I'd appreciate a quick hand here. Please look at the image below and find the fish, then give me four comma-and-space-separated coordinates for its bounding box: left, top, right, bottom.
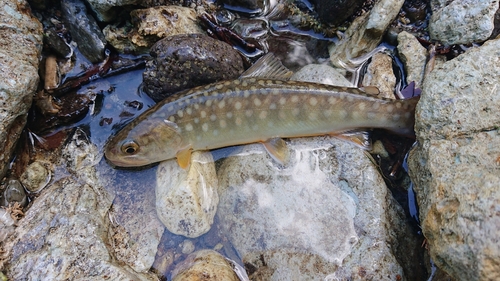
105, 54, 419, 168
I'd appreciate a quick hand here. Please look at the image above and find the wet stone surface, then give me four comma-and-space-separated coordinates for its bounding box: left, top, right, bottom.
143, 34, 244, 102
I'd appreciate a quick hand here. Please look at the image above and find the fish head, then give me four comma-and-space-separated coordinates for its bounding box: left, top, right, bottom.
105, 117, 185, 167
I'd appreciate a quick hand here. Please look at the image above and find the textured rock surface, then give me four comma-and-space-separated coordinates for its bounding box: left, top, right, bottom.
156, 151, 219, 238
1, 130, 158, 280
291, 64, 352, 87
217, 139, 423, 280
397, 31, 427, 88
308, 0, 365, 25
329, 0, 405, 68
408, 38, 500, 281
104, 6, 204, 54
0, 0, 43, 181
143, 34, 244, 101
61, 0, 107, 63
429, 0, 498, 45
362, 52, 397, 99
171, 250, 240, 281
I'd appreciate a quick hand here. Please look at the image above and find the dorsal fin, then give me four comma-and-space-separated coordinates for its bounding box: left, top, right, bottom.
241, 53, 293, 80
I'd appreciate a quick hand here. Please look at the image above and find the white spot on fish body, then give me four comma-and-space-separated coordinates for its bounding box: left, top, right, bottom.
279, 97, 286, 105
309, 97, 318, 106
206, 100, 213, 107
366, 112, 377, 119
309, 112, 318, 120
328, 97, 337, 104
347, 95, 354, 102
392, 114, 401, 121
235, 101, 242, 110
177, 110, 184, 118
275, 80, 283, 84
396, 102, 402, 109
202, 123, 209, 132
245, 109, 253, 117
292, 108, 300, 116
291, 96, 299, 103
254, 98, 262, 106
216, 84, 224, 90
224, 81, 231, 86
372, 102, 380, 110
242, 81, 248, 87
244, 91, 250, 98
185, 123, 193, 131
168, 105, 174, 112
218, 100, 226, 109
210, 114, 217, 121
249, 78, 256, 83
339, 110, 348, 119
358, 102, 366, 110
194, 104, 200, 110
226, 112, 233, 118
235, 117, 242, 126
259, 111, 268, 119
269, 103, 277, 110
386, 105, 394, 113
220, 119, 227, 128
324, 109, 333, 117
258, 80, 265, 86
213, 129, 219, 136
169, 116, 175, 122
194, 117, 200, 124
200, 111, 207, 118
186, 107, 192, 115
234, 80, 240, 85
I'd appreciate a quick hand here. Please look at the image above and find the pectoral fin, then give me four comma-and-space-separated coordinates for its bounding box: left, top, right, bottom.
176, 147, 192, 169
241, 53, 293, 80
261, 138, 290, 165
330, 130, 372, 150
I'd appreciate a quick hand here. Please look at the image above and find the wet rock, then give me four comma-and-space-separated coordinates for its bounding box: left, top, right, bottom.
329, 0, 405, 68
1, 130, 157, 280
397, 31, 427, 88
0, 178, 27, 207
290, 64, 352, 87
61, 0, 107, 63
220, 0, 265, 14
217, 138, 423, 280
362, 52, 397, 99
104, 6, 204, 54
309, 0, 365, 25
429, 0, 498, 45
20, 161, 52, 193
171, 250, 240, 281
156, 151, 219, 238
0, 0, 43, 181
408, 38, 500, 281
143, 34, 244, 102
43, 27, 72, 58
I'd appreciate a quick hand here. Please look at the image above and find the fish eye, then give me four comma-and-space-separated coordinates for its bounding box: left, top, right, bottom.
120, 140, 139, 155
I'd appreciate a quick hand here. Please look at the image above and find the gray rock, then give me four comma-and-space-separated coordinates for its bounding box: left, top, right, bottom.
103, 6, 204, 54
329, 0, 405, 68
20, 160, 52, 193
408, 38, 500, 281
61, 0, 107, 63
362, 52, 397, 99
429, 0, 498, 45
143, 34, 244, 102
414, 39, 500, 140
0, 0, 43, 181
217, 138, 423, 280
1, 130, 158, 280
0, 178, 27, 207
156, 151, 219, 238
397, 31, 427, 89
290, 64, 352, 87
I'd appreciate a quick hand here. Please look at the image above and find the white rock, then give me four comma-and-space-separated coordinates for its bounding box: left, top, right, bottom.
171, 250, 240, 281
217, 138, 421, 280
429, 0, 498, 45
156, 151, 219, 238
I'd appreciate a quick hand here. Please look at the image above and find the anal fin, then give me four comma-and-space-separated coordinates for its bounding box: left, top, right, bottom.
330, 130, 372, 150
261, 138, 290, 165
176, 147, 192, 169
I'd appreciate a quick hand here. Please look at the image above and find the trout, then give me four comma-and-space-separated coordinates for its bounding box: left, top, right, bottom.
105, 55, 419, 168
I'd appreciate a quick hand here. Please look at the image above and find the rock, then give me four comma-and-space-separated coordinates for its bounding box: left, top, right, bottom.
397, 31, 428, 89
290, 64, 352, 87
0, 0, 43, 181
143, 34, 244, 101
329, 0, 405, 68
19, 161, 52, 193
414, 39, 500, 139
156, 151, 219, 238
408, 38, 500, 281
429, 0, 498, 45
0, 178, 27, 207
171, 250, 240, 281
216, 138, 424, 280
362, 52, 397, 99
86, 0, 139, 22
61, 0, 107, 63
220, 0, 265, 14
1, 130, 157, 280
309, 0, 365, 25
43, 27, 72, 58
104, 6, 204, 54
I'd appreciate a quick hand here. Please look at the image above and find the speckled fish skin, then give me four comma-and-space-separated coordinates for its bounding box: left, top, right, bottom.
105, 78, 419, 167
